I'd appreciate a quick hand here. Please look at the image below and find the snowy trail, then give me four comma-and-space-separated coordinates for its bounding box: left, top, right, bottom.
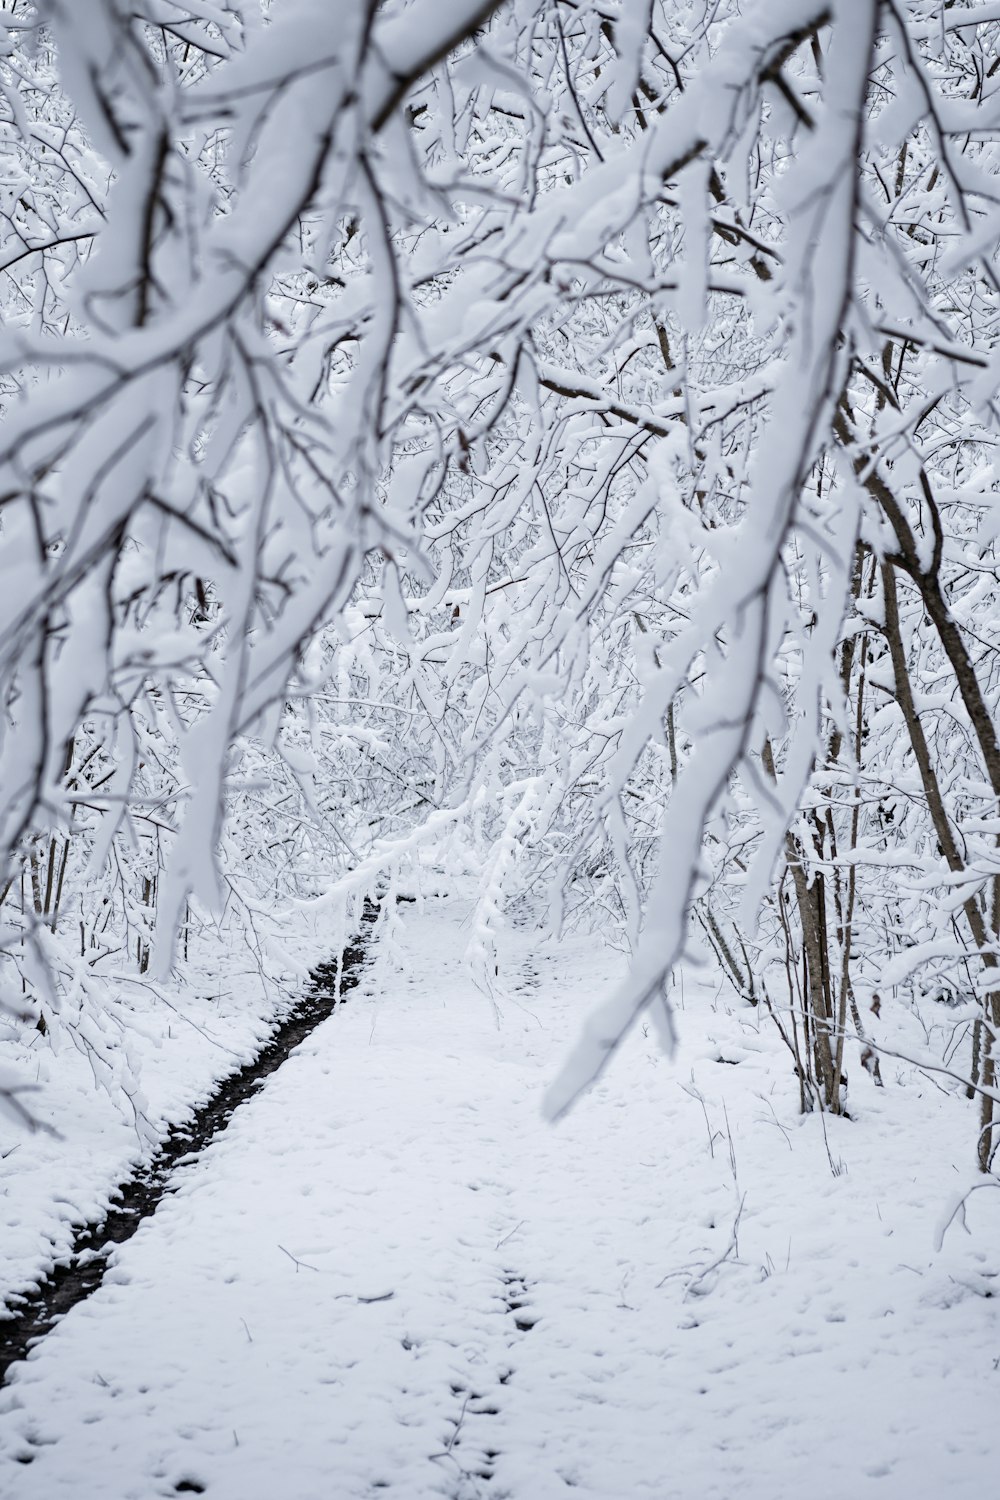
0, 913, 372, 1383
1, 894, 998, 1499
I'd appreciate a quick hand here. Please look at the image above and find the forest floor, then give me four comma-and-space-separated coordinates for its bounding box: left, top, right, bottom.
1, 889, 999, 1499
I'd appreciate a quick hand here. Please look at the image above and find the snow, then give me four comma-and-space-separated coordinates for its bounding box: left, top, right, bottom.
0, 936, 309, 1314
2, 890, 998, 1497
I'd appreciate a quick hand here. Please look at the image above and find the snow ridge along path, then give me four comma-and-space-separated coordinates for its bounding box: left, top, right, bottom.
1, 890, 999, 1498
0, 908, 374, 1384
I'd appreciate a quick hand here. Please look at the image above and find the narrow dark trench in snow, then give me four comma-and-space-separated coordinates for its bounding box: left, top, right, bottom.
0, 903, 377, 1387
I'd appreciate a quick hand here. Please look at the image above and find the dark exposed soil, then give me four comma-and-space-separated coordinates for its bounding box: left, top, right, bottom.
0, 902, 377, 1387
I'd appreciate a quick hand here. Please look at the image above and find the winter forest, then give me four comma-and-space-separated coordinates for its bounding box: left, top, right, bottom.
1, 0, 999, 1495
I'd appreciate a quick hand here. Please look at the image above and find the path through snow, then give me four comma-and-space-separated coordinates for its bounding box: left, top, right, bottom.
2, 893, 998, 1498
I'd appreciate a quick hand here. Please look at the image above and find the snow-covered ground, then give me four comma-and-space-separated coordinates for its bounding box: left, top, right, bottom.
0, 929, 321, 1313
2, 890, 999, 1498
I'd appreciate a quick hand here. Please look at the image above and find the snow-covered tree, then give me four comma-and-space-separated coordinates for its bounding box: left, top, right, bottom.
2, 0, 1000, 1168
